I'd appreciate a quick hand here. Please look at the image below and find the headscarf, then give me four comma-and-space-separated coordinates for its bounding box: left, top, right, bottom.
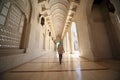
58, 41, 63, 46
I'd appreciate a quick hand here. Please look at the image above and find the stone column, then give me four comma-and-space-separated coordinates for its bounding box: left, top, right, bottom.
44, 29, 48, 50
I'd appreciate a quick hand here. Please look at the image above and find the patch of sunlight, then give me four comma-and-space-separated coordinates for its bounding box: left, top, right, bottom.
56, 52, 59, 58
76, 68, 82, 80
71, 51, 80, 58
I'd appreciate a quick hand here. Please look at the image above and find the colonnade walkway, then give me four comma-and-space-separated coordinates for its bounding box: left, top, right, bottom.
0, 52, 120, 80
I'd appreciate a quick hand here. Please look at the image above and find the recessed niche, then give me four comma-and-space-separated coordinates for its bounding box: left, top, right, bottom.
49, 32, 51, 36
41, 17, 45, 26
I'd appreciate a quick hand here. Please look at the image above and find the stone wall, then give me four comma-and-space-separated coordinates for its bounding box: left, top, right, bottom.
109, 0, 120, 59
74, 0, 111, 60
74, 0, 120, 60
90, 3, 112, 60
74, 0, 94, 60
0, 0, 55, 73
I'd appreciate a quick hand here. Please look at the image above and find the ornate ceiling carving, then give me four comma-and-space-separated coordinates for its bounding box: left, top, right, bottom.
39, 0, 79, 41
48, 0, 70, 40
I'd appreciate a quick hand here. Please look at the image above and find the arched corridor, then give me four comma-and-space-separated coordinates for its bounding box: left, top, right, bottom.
0, 0, 120, 79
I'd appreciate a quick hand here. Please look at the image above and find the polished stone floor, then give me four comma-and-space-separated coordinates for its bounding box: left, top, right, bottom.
0, 52, 120, 80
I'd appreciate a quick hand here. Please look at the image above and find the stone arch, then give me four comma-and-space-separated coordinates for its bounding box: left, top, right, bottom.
85, 0, 120, 60
73, 0, 95, 60
74, 0, 117, 60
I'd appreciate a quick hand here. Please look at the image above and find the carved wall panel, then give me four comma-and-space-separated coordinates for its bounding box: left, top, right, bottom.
0, 2, 25, 48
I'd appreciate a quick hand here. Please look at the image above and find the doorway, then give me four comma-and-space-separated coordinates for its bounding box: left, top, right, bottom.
71, 22, 80, 57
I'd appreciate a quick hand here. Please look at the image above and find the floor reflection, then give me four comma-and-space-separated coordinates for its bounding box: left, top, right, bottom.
0, 51, 120, 80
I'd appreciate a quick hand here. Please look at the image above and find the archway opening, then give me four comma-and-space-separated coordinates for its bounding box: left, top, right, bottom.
71, 22, 80, 57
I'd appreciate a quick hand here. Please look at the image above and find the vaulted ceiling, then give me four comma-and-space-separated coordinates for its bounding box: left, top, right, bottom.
49, 0, 70, 39
39, 0, 79, 41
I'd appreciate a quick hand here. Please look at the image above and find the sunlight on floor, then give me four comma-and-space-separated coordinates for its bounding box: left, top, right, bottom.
1, 51, 120, 80
56, 52, 59, 58
71, 51, 80, 58
56, 51, 80, 58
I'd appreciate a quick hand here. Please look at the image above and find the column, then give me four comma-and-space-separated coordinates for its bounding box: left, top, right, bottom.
44, 29, 47, 50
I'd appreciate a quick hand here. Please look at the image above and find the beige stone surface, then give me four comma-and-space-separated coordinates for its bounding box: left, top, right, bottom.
0, 0, 120, 76
0, 52, 120, 80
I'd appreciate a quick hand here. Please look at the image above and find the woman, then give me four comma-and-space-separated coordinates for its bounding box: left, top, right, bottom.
57, 41, 64, 64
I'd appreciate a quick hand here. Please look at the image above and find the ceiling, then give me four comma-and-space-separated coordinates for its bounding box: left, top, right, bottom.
49, 0, 70, 39
40, 0, 78, 41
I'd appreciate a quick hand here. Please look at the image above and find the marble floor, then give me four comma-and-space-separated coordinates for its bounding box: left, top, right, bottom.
0, 52, 120, 80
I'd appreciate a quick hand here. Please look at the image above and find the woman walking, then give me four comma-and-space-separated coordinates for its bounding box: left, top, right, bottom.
57, 41, 64, 64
